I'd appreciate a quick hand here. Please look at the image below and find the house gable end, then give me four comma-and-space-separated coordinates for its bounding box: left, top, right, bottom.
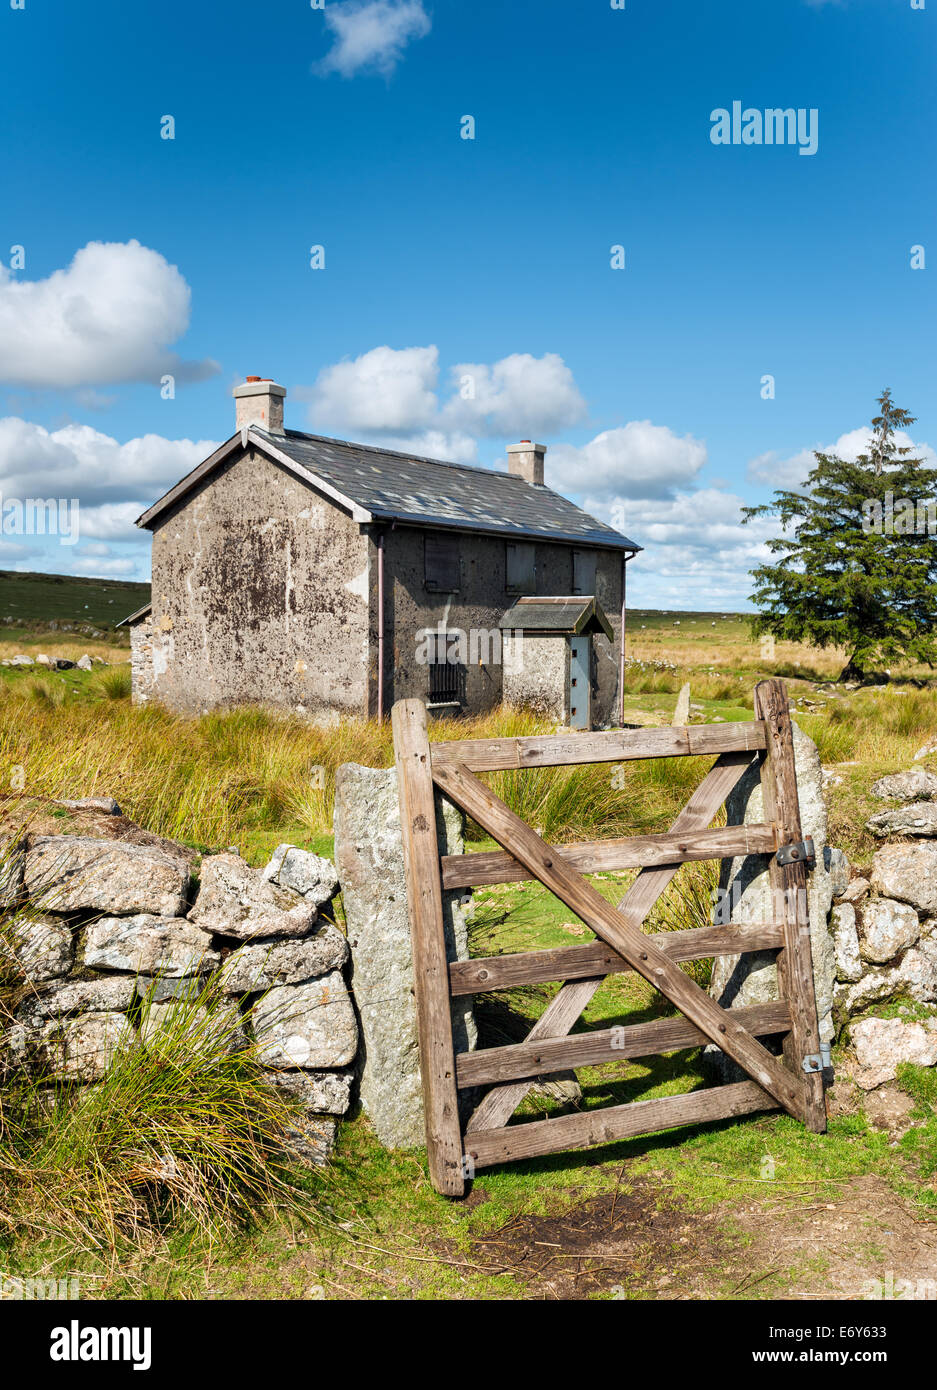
136, 430, 371, 532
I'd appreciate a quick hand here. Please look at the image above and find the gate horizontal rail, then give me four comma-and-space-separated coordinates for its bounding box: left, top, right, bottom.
440, 821, 779, 888
448, 921, 787, 995
430, 719, 767, 773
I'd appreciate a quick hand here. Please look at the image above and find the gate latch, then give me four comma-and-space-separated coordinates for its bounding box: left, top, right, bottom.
776, 836, 816, 867
802, 1043, 833, 1074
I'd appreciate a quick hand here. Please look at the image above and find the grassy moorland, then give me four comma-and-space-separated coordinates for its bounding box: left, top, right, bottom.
0, 569, 148, 630
2, 608, 937, 1298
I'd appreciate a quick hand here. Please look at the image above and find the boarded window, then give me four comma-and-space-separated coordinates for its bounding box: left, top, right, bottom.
572, 549, 597, 595
506, 541, 536, 594
427, 633, 466, 704
424, 533, 460, 592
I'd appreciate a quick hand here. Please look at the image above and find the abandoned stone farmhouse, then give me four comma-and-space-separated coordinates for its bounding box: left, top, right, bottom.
123, 378, 641, 725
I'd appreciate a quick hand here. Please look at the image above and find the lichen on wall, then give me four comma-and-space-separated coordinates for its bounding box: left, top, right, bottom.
143, 448, 369, 717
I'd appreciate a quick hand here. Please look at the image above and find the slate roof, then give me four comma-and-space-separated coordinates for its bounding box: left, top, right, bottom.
115, 602, 152, 629
499, 595, 614, 640
271, 431, 640, 550
136, 428, 642, 552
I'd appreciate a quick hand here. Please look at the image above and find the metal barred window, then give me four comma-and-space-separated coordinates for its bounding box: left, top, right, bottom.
428, 633, 466, 704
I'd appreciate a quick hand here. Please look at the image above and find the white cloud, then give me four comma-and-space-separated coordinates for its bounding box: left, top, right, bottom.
0, 241, 218, 389
73, 503, 152, 542
74, 542, 114, 558
748, 428, 937, 490
587, 487, 778, 611
548, 422, 707, 502
443, 353, 587, 437
0, 418, 219, 511
69, 555, 138, 576
317, 0, 431, 78
307, 345, 440, 433
304, 345, 587, 446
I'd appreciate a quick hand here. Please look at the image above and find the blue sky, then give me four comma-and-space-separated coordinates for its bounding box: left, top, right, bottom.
0, 0, 934, 608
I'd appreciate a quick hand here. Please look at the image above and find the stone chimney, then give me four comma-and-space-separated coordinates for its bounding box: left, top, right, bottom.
234, 376, 286, 435
506, 439, 546, 486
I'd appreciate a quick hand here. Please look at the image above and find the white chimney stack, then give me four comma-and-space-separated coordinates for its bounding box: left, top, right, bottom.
234, 376, 286, 435
507, 439, 546, 486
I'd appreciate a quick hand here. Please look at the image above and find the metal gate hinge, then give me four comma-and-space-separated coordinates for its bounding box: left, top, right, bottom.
776, 836, 815, 867
802, 1043, 832, 1073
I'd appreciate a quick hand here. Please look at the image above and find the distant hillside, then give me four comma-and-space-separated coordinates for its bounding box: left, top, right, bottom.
0, 570, 150, 629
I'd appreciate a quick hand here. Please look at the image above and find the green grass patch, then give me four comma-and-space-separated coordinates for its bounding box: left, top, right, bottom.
0, 570, 149, 629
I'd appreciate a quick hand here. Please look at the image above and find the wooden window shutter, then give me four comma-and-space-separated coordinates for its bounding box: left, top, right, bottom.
425, 533, 460, 592
506, 541, 536, 594
572, 549, 597, 595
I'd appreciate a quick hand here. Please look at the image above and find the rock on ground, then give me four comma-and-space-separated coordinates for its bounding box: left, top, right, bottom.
284, 1114, 337, 1167
7, 1011, 134, 1082
262, 1067, 353, 1116
870, 767, 937, 802
218, 926, 348, 995
56, 796, 121, 816
24, 836, 190, 916
866, 803, 937, 838
188, 853, 318, 940
871, 842, 937, 914
2, 915, 72, 981
849, 1015, 937, 1089
252, 973, 358, 1070
334, 762, 477, 1149
83, 915, 219, 977
262, 845, 339, 907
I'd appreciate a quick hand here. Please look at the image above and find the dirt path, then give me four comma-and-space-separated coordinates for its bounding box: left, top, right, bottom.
456, 1173, 937, 1300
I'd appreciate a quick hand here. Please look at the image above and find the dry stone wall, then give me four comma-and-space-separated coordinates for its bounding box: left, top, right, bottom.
710, 723, 937, 1094
1, 806, 356, 1165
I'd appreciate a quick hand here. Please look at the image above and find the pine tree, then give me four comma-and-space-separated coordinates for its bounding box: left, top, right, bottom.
742, 390, 937, 680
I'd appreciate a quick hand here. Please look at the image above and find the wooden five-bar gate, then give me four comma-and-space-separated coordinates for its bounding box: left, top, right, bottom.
392, 678, 828, 1198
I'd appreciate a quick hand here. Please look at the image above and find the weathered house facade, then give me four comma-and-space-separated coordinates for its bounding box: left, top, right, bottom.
126, 378, 641, 724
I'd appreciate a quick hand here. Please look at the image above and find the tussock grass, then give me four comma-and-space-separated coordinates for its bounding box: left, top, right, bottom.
0, 687, 721, 853
93, 664, 132, 700
798, 686, 937, 767
0, 936, 308, 1265
23, 675, 67, 709
6, 989, 302, 1254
